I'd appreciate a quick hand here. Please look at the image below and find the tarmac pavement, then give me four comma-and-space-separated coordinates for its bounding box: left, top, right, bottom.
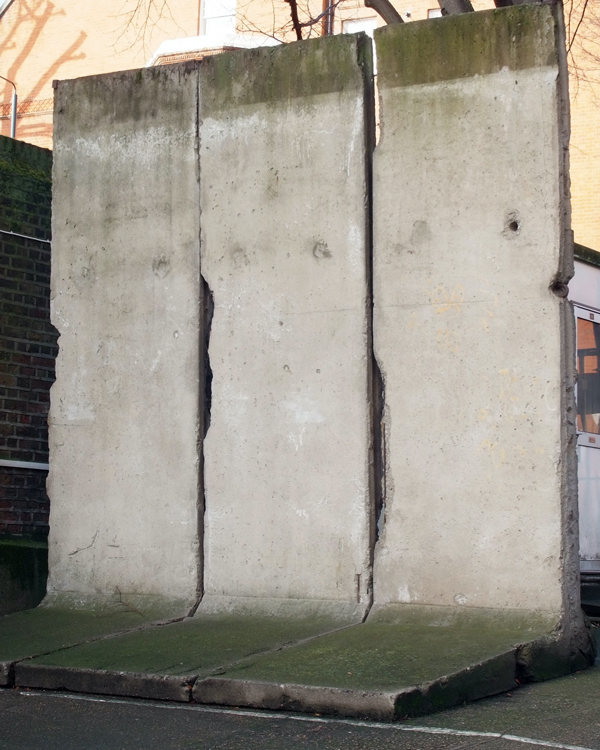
2, 664, 600, 750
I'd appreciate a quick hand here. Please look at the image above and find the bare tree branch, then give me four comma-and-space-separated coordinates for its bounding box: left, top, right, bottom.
364, 0, 403, 24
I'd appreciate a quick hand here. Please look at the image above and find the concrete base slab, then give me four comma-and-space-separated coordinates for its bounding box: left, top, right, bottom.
192, 649, 518, 720
0, 606, 157, 686
193, 677, 398, 720
14, 664, 194, 702
12, 614, 349, 687
208, 606, 557, 692
5, 604, 581, 719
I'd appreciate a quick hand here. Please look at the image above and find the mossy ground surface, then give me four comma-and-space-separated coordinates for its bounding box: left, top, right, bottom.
214, 608, 556, 691
0, 607, 151, 663
22, 615, 347, 677
14, 606, 557, 692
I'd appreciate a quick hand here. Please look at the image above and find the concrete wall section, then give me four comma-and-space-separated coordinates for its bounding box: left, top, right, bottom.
372, 6, 576, 614
48, 66, 202, 615
198, 36, 375, 619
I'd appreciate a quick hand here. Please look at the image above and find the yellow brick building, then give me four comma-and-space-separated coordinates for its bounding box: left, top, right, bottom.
1, 0, 598, 249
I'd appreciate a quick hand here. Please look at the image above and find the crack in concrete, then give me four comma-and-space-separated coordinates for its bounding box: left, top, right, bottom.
68, 531, 98, 557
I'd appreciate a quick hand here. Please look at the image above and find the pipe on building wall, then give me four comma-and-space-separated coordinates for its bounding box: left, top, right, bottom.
0, 75, 17, 138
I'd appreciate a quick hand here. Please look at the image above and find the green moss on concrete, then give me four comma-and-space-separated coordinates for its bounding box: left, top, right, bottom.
215, 607, 557, 691
201, 33, 372, 112
24, 615, 347, 677
0, 607, 154, 664
0, 539, 48, 616
376, 4, 558, 89
54, 63, 199, 133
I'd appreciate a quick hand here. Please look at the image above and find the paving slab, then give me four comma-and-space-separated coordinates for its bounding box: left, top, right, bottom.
0, 605, 155, 686
192, 606, 559, 719
14, 614, 348, 701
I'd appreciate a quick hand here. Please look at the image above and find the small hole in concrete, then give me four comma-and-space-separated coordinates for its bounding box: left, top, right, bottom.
508, 220, 519, 232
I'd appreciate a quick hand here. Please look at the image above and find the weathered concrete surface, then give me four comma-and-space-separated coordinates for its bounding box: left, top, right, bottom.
48, 66, 203, 616
12, 613, 349, 699
0, 605, 152, 686
372, 5, 582, 637
197, 36, 375, 620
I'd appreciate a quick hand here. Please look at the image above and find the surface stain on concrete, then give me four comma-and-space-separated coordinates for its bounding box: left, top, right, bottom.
313, 240, 332, 260
152, 255, 171, 278
231, 246, 250, 268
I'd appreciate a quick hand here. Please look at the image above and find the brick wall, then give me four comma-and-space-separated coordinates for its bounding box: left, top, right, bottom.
0, 134, 56, 539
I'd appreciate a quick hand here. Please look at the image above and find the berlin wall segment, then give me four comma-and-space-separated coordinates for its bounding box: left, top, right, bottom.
196, 35, 377, 621
43, 5, 593, 689
371, 4, 592, 669
48, 65, 203, 617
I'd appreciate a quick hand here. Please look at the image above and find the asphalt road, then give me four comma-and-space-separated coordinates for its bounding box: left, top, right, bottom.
2, 667, 600, 750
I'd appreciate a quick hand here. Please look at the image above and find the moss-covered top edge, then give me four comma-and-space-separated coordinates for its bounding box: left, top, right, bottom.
375, 4, 558, 89
200, 33, 372, 112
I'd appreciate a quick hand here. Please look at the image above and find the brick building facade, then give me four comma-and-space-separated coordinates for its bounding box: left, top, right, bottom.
0, 134, 56, 538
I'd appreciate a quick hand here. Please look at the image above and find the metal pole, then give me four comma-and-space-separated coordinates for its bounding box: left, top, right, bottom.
10, 86, 16, 138
0, 75, 17, 139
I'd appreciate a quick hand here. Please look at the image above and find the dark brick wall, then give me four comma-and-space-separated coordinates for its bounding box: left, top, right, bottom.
0, 134, 56, 538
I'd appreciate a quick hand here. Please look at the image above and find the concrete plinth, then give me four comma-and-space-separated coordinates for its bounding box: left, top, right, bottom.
48, 66, 203, 616
197, 36, 375, 620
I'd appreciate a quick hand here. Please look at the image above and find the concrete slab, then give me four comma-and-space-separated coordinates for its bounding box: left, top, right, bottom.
192, 606, 558, 719
197, 35, 376, 621
0, 605, 154, 686
49, 64, 203, 616
14, 614, 347, 700
7, 606, 562, 717
372, 6, 581, 625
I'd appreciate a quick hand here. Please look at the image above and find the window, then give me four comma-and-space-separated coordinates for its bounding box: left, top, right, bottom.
200, 0, 237, 36
428, 8, 443, 18
575, 306, 600, 442
342, 17, 379, 37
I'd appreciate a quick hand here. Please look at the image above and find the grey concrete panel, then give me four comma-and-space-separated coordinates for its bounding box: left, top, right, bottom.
372, 6, 577, 614
48, 65, 202, 615
197, 35, 375, 619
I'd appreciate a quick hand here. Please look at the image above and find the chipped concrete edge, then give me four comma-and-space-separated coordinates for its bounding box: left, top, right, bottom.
0, 660, 14, 687
14, 663, 196, 702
